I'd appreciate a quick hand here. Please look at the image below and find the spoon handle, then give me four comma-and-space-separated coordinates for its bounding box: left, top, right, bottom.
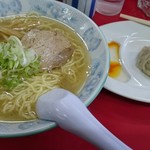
36, 89, 132, 150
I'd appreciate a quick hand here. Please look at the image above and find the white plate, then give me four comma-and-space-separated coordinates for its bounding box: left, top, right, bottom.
100, 21, 150, 103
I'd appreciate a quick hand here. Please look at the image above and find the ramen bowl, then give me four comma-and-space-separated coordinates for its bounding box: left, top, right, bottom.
0, 0, 109, 137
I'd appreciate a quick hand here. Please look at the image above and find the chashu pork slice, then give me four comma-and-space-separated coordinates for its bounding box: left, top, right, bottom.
21, 29, 74, 70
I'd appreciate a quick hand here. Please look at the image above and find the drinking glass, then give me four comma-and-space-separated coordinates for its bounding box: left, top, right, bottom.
95, 0, 125, 16
138, 0, 150, 17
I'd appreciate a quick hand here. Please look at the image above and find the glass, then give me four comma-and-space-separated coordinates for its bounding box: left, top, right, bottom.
138, 0, 150, 17
95, 0, 125, 16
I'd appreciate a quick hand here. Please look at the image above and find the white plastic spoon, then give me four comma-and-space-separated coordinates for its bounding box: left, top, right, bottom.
36, 88, 132, 150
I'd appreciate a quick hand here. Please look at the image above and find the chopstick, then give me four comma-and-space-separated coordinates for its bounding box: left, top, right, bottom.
120, 14, 150, 26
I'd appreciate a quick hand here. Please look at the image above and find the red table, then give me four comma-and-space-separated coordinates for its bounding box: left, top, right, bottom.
1, 0, 150, 150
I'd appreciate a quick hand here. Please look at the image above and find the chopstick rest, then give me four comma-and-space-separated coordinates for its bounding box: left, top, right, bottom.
120, 14, 150, 26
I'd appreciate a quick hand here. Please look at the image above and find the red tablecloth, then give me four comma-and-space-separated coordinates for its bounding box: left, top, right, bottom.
1, 0, 150, 150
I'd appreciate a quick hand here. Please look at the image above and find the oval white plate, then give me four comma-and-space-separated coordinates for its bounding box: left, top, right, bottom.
100, 21, 150, 103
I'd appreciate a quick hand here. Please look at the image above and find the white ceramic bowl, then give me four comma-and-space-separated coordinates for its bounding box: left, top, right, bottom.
0, 0, 109, 137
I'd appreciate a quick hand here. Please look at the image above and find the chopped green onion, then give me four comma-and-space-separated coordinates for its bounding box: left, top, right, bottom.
0, 36, 41, 90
